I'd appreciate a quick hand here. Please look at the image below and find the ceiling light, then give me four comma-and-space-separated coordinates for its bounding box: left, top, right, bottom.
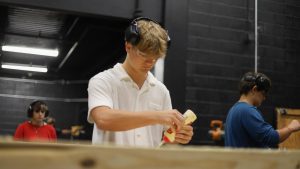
2, 45, 59, 57
1, 62, 47, 73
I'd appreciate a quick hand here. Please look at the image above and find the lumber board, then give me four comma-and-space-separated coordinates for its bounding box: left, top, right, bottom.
0, 141, 300, 169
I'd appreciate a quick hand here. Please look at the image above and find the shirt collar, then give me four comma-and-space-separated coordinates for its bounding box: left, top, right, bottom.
114, 63, 156, 86
146, 72, 157, 86
114, 63, 130, 81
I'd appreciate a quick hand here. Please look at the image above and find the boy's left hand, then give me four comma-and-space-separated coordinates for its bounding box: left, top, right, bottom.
174, 125, 194, 144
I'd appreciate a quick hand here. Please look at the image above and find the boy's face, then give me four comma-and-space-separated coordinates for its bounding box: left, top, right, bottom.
32, 109, 46, 122
126, 43, 161, 73
252, 87, 267, 107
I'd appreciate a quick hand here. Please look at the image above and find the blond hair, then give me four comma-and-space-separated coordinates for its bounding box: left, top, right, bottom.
135, 20, 169, 58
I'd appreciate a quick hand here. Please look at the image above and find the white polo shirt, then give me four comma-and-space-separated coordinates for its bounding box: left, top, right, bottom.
87, 63, 172, 147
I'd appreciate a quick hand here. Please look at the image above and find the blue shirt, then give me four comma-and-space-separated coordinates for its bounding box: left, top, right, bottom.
225, 102, 279, 148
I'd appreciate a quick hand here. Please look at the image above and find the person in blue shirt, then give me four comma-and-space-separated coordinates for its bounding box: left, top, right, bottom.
225, 72, 300, 148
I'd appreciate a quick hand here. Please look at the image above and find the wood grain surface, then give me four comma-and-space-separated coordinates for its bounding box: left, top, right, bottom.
277, 108, 300, 149
0, 141, 300, 169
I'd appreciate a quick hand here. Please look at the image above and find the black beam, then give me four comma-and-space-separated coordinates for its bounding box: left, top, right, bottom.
0, 0, 163, 22
164, 0, 188, 112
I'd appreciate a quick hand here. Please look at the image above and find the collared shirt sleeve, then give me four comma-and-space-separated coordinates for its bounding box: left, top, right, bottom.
87, 77, 113, 123
163, 90, 172, 110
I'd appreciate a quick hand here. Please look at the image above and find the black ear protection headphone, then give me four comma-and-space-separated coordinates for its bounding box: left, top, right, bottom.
243, 73, 271, 92
124, 17, 171, 48
27, 100, 49, 118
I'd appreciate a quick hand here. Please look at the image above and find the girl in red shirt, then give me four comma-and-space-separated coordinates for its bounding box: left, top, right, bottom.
14, 100, 57, 142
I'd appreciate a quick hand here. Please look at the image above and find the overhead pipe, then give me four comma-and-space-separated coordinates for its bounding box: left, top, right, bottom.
133, 0, 142, 18
254, 0, 258, 73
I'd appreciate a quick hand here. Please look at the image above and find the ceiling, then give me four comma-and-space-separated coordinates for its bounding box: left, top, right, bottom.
0, 5, 128, 80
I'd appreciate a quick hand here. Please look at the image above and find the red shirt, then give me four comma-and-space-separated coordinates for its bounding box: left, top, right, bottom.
14, 121, 57, 142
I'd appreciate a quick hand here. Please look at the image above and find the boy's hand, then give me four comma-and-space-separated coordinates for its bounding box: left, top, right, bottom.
288, 120, 300, 132
174, 125, 194, 144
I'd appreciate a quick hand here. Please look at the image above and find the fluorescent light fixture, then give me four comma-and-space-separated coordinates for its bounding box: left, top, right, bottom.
1, 62, 47, 73
2, 45, 59, 57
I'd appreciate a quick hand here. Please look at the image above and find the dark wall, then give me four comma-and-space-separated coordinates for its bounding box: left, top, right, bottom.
165, 0, 300, 145
187, 0, 254, 145
0, 0, 165, 141
257, 0, 300, 130
0, 77, 89, 139
1, 0, 299, 145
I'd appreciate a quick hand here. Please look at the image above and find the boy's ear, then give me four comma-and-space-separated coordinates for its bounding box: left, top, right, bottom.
252, 85, 259, 92
125, 42, 133, 52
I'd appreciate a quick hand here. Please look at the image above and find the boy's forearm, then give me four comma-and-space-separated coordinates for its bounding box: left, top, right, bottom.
91, 107, 158, 131
277, 127, 293, 143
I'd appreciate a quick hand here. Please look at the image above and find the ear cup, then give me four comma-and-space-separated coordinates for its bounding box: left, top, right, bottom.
27, 105, 33, 118
124, 23, 140, 45
27, 101, 37, 118
255, 75, 270, 92
45, 110, 49, 117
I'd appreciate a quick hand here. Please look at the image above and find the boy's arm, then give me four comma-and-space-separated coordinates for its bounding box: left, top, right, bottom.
91, 106, 184, 132
277, 120, 300, 142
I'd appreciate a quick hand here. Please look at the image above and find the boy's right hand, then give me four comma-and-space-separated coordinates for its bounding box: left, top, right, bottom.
288, 120, 300, 132
157, 109, 184, 132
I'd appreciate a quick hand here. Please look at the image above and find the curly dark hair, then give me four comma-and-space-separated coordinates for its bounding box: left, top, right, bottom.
239, 72, 271, 95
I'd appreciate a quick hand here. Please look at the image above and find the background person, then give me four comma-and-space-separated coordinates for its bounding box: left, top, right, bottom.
14, 100, 57, 142
225, 72, 300, 148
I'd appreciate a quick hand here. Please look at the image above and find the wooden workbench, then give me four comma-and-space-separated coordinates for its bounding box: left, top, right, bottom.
0, 141, 299, 169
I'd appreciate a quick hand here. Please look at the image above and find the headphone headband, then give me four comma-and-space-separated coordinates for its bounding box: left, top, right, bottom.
131, 17, 159, 25
124, 17, 171, 48
243, 73, 271, 92
27, 100, 49, 118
